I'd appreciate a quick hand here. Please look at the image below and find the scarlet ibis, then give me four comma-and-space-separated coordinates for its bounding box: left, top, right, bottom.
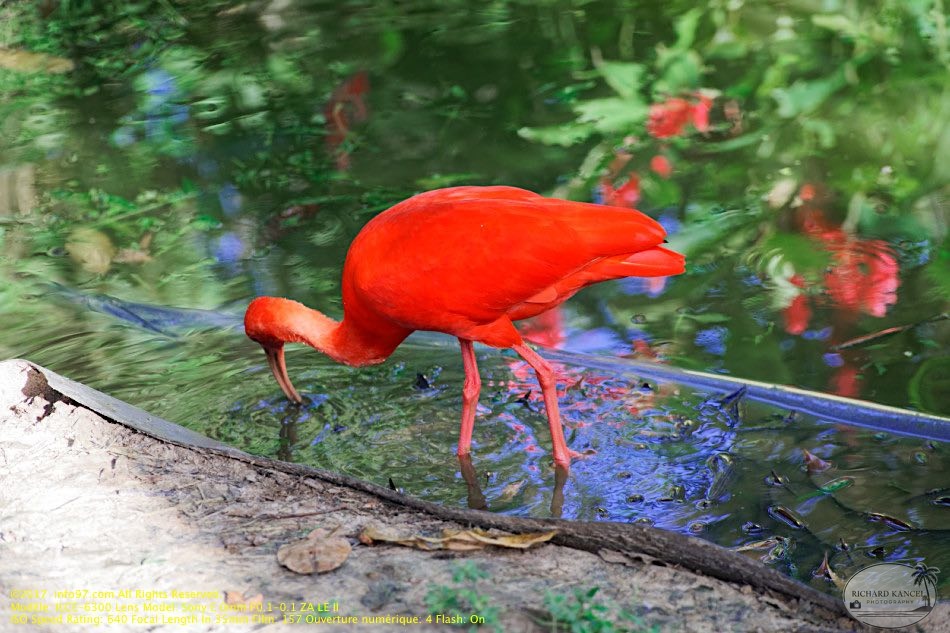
244, 186, 684, 468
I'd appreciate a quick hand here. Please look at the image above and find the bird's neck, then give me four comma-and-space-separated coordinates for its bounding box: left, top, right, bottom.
292, 305, 408, 367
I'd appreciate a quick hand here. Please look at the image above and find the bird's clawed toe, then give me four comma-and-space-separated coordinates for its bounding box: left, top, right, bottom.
552, 447, 596, 469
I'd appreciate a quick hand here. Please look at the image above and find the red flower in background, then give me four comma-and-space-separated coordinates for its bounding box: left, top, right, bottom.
776, 184, 901, 403
600, 175, 640, 208
691, 95, 712, 132
647, 94, 712, 138
650, 155, 673, 178
832, 364, 861, 398
797, 208, 837, 236
783, 275, 811, 335
781, 230, 899, 331
785, 198, 900, 334
324, 71, 370, 170
783, 294, 811, 335
823, 234, 899, 317
647, 98, 691, 138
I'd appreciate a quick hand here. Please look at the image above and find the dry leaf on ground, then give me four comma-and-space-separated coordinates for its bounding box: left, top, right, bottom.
359, 523, 555, 552
277, 528, 351, 574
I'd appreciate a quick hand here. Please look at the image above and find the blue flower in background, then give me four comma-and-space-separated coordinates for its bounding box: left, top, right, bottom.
141, 68, 177, 102
113, 67, 192, 147
695, 326, 728, 356
214, 232, 245, 264
743, 273, 763, 287
110, 126, 136, 148
803, 327, 832, 341
823, 352, 844, 367
657, 211, 681, 236
218, 182, 243, 216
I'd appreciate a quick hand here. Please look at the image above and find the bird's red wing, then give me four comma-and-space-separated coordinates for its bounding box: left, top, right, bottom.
505, 247, 685, 322
342, 194, 669, 338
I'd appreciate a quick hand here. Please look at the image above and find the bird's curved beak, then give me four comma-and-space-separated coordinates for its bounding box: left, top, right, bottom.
263, 345, 303, 403
624, 246, 686, 276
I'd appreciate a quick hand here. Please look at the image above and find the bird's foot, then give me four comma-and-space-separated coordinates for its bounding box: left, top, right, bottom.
553, 447, 596, 468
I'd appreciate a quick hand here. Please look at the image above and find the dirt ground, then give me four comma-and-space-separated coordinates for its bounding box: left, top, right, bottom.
1, 359, 944, 632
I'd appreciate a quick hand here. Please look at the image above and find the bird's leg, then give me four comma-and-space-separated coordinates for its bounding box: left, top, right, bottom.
511, 343, 579, 468
456, 339, 481, 457
457, 454, 488, 511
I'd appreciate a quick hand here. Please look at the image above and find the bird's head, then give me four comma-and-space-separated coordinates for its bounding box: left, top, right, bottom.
244, 296, 332, 404
245, 296, 395, 403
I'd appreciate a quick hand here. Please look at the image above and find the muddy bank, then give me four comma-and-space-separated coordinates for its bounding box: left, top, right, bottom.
1, 359, 933, 632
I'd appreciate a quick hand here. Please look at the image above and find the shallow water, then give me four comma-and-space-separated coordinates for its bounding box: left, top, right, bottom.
1, 0, 947, 594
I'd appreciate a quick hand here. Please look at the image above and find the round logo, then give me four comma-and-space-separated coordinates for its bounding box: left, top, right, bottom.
843, 563, 939, 628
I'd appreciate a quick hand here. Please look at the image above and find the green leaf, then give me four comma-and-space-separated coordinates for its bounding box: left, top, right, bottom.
673, 8, 703, 52
772, 70, 847, 118
517, 123, 594, 146
573, 97, 647, 134
666, 208, 758, 256
654, 50, 702, 94
909, 357, 950, 414
266, 54, 312, 93
705, 38, 748, 60
597, 61, 644, 99
811, 14, 859, 37
699, 130, 768, 153
759, 232, 831, 273
934, 120, 950, 184
237, 77, 266, 110
685, 313, 731, 324
802, 118, 836, 148
379, 29, 405, 66
640, 177, 681, 208
415, 173, 481, 189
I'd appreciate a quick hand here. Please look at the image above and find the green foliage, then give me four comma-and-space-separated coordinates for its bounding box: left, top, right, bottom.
539, 587, 658, 633
756, 233, 832, 276
451, 561, 491, 584
909, 355, 950, 413
771, 68, 849, 118
43, 186, 197, 238
598, 62, 645, 100
517, 0, 947, 228
518, 62, 647, 146
425, 563, 502, 632
517, 123, 594, 147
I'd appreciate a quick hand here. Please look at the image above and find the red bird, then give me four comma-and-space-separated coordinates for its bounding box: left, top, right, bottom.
244, 186, 684, 468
